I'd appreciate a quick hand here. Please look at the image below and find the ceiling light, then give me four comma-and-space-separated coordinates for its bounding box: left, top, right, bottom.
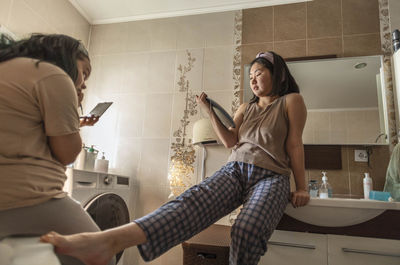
354, 62, 367, 69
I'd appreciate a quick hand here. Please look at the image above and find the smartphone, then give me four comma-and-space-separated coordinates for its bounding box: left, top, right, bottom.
81, 102, 113, 118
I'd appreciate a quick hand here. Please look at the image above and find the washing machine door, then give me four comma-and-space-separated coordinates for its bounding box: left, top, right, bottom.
85, 192, 130, 263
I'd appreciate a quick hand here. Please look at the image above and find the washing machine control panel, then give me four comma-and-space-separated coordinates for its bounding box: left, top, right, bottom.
103, 175, 113, 185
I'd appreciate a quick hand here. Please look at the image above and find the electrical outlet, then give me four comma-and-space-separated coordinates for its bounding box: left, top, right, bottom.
355, 149, 368, 162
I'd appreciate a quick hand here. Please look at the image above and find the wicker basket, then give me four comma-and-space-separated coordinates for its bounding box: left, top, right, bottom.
182, 242, 229, 265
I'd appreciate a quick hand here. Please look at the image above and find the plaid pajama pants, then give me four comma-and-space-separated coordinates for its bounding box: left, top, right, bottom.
135, 161, 290, 265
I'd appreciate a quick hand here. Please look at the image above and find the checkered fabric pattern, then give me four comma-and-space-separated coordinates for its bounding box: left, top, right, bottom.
135, 161, 290, 265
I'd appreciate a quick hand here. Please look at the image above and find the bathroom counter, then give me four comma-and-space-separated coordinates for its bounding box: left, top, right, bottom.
215, 198, 400, 240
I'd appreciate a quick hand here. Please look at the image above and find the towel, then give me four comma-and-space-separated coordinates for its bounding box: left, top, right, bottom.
0, 237, 61, 265
384, 143, 400, 201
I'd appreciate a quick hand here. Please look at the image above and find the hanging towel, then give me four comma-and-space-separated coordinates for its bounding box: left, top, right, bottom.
0, 237, 60, 265
384, 143, 400, 201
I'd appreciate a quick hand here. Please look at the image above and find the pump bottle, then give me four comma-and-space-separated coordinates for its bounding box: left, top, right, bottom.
319, 172, 332, 198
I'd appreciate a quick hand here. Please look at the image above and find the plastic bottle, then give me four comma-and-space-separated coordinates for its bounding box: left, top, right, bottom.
319, 172, 332, 199
94, 152, 109, 173
84, 145, 98, 171
363, 173, 373, 199
308, 180, 319, 198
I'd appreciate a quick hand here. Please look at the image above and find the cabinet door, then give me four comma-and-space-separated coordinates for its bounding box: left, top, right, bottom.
328, 235, 400, 265
259, 230, 327, 265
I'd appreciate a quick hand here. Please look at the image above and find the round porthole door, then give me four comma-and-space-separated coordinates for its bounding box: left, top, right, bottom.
85, 192, 130, 263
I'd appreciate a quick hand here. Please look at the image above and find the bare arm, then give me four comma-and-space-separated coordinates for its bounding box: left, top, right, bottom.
196, 92, 246, 148
48, 132, 82, 166
285, 93, 309, 207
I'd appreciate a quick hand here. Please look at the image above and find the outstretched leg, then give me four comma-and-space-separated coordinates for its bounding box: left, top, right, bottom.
136, 162, 244, 261
230, 173, 290, 265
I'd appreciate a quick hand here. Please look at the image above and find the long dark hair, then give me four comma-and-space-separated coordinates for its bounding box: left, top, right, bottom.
248, 51, 299, 103
0, 33, 89, 83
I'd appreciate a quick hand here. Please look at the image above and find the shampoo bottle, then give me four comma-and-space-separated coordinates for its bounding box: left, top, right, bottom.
363, 173, 373, 199
319, 172, 332, 198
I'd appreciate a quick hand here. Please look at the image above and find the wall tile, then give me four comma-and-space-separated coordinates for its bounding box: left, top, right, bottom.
148, 51, 177, 93
307, 0, 342, 38
203, 11, 235, 47
96, 54, 125, 96
274, 3, 306, 41
307, 37, 343, 57
150, 18, 178, 51
330, 111, 347, 144
113, 93, 146, 139
0, 0, 12, 26
142, 93, 173, 138
137, 139, 170, 187
389, 0, 400, 33
242, 7, 273, 44
122, 52, 150, 94
176, 14, 207, 49
113, 138, 142, 179
203, 46, 234, 92
241, 43, 274, 65
126, 20, 152, 53
7, 0, 53, 37
274, 40, 307, 59
97, 22, 129, 55
135, 184, 169, 218
342, 0, 380, 35
343, 33, 381, 56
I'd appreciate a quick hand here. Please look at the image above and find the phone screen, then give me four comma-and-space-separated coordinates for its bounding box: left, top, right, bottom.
86, 102, 113, 117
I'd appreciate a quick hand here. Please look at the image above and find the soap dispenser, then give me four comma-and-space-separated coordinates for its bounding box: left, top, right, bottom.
319, 172, 332, 199
84, 145, 98, 171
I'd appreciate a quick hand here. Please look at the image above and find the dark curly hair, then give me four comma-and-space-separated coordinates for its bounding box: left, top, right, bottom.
0, 33, 89, 83
248, 51, 299, 103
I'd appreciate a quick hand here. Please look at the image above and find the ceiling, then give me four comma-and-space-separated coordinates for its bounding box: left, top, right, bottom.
68, 0, 310, 24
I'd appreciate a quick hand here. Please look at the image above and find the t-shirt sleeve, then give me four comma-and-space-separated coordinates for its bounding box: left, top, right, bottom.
34, 73, 80, 136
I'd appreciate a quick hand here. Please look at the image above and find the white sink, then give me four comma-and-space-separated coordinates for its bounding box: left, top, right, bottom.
215, 197, 400, 227
285, 197, 400, 227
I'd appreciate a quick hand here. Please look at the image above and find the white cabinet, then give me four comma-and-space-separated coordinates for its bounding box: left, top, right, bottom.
258, 231, 400, 265
259, 230, 327, 265
328, 235, 400, 265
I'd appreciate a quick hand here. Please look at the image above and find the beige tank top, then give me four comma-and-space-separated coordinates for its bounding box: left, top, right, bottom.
228, 96, 291, 176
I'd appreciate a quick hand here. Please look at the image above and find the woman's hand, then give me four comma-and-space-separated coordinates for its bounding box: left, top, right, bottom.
195, 92, 212, 116
79, 115, 99, 127
290, 189, 310, 208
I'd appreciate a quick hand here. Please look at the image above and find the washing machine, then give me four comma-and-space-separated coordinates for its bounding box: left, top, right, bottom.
69, 169, 134, 265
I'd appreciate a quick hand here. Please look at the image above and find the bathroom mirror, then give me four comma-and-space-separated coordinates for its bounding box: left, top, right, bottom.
243, 55, 389, 145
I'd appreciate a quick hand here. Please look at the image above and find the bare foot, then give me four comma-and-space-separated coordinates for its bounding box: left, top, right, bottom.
40, 231, 115, 265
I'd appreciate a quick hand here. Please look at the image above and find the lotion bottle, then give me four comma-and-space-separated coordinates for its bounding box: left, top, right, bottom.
363, 173, 373, 199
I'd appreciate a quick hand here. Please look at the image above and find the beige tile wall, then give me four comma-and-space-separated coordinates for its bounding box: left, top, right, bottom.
242, 0, 381, 61
0, 0, 90, 46
304, 109, 382, 145
82, 12, 236, 265
242, 0, 391, 198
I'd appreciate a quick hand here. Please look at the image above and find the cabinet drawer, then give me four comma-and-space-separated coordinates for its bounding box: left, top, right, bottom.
259, 230, 327, 265
328, 234, 400, 265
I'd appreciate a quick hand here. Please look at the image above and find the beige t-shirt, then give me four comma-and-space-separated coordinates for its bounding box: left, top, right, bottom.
228, 96, 291, 176
0, 57, 80, 210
